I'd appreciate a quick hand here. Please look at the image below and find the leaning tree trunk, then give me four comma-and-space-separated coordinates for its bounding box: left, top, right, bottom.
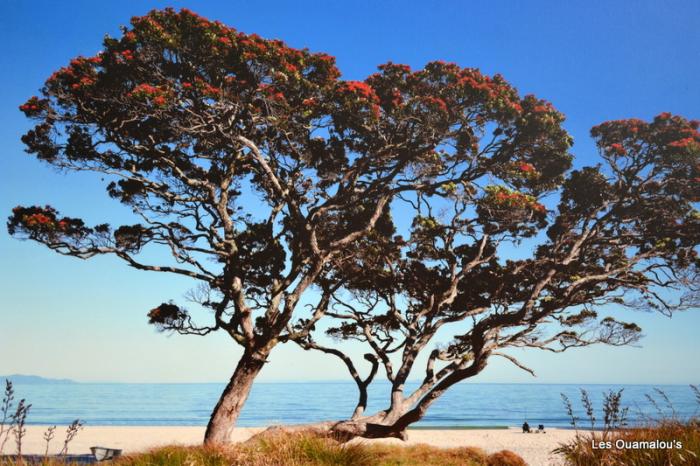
252, 361, 489, 443
204, 351, 268, 445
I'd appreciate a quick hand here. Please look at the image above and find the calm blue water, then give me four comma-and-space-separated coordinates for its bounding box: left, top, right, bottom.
8, 382, 699, 428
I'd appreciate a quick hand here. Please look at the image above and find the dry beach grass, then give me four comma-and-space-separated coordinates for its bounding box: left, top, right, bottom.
2, 430, 527, 466
5, 422, 700, 465
9, 426, 570, 465
555, 420, 700, 466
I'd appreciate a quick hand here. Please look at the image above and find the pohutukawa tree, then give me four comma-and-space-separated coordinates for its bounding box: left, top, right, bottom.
288, 112, 700, 439
8, 7, 699, 444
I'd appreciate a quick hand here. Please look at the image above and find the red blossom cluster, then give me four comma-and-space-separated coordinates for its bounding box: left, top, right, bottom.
24, 213, 53, 226
195, 78, 222, 98
217, 36, 232, 46
316, 53, 335, 64
238, 35, 270, 59
141, 17, 164, 33
71, 76, 95, 90
592, 113, 700, 159
422, 96, 448, 113
518, 162, 536, 173
283, 62, 298, 74
625, 119, 645, 133
487, 187, 546, 212
119, 50, 135, 61
259, 84, 285, 102
343, 81, 378, 102
32, 7, 342, 129
377, 62, 412, 75
668, 138, 697, 149
457, 74, 493, 93
129, 83, 171, 106
390, 89, 403, 107
45, 55, 101, 94
450, 69, 524, 115
10, 206, 74, 233
19, 96, 43, 115
130, 83, 160, 95
608, 143, 626, 155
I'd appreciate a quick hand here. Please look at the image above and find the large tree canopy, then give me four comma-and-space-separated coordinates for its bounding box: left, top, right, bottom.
8, 7, 697, 443
8, 9, 570, 441
290, 113, 700, 439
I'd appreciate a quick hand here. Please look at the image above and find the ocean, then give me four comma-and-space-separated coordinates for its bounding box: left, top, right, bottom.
7, 382, 699, 428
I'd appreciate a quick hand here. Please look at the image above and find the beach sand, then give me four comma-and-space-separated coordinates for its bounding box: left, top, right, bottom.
18, 425, 579, 466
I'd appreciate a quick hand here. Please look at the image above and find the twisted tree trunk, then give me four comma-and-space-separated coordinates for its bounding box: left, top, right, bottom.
254, 418, 409, 442
204, 351, 268, 445
251, 407, 415, 443
252, 359, 489, 443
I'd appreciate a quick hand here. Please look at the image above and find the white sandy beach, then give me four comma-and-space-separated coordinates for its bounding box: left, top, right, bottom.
17, 425, 581, 466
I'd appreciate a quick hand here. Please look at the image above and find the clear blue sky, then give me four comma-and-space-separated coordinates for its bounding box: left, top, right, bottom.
0, 0, 698, 383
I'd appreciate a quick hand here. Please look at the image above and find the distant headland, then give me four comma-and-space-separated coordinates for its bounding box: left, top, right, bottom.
1, 374, 76, 384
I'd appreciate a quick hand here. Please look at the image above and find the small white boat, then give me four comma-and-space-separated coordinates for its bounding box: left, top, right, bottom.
90, 446, 122, 461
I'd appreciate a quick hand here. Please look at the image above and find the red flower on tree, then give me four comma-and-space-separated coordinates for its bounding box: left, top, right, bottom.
152, 95, 167, 106
668, 138, 696, 149
609, 143, 626, 155
130, 83, 159, 96
422, 96, 448, 113
283, 63, 298, 74
19, 96, 44, 115
518, 162, 536, 173
120, 50, 135, 61
129, 83, 172, 105
390, 89, 403, 107
343, 81, 378, 102
7, 206, 85, 235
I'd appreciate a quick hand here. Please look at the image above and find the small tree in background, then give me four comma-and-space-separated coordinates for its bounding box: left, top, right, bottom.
289, 113, 700, 439
8, 8, 576, 443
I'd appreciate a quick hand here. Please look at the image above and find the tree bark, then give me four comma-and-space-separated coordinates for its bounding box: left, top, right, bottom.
249, 360, 490, 444
204, 351, 267, 445
252, 419, 408, 443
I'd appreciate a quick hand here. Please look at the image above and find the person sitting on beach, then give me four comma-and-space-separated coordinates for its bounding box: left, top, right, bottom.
522, 421, 530, 433
537, 424, 546, 433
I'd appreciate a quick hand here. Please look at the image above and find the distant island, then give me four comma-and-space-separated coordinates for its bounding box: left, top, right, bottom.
1, 374, 76, 384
